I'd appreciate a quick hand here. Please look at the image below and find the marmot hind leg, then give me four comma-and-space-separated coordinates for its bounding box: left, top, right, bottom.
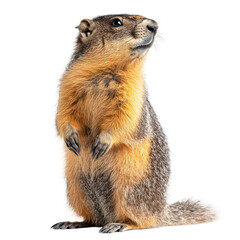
99, 216, 160, 233
99, 223, 128, 233
51, 221, 95, 230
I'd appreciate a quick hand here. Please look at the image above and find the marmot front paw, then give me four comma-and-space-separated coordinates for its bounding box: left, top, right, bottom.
91, 131, 112, 161
65, 131, 81, 156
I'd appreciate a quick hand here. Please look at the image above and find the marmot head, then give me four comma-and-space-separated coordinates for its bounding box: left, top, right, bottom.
74, 14, 158, 64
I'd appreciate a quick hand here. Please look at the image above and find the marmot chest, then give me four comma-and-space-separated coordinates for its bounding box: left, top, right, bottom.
76, 73, 124, 128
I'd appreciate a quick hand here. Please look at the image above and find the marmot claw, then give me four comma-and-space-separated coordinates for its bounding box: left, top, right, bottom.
65, 132, 81, 156
91, 132, 111, 161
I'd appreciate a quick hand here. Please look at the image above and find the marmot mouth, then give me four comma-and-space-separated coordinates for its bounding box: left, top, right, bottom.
132, 36, 154, 53
133, 42, 153, 51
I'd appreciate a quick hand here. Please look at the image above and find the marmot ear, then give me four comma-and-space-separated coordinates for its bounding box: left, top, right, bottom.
76, 19, 96, 43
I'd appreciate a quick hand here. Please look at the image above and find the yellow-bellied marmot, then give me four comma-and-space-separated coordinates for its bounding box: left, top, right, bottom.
52, 14, 215, 233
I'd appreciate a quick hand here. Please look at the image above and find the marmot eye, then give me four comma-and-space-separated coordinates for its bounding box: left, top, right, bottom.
111, 18, 123, 27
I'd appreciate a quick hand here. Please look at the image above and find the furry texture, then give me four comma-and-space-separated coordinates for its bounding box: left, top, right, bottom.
53, 14, 216, 233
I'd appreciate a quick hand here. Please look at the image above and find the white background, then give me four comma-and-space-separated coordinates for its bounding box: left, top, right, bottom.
0, 0, 239, 239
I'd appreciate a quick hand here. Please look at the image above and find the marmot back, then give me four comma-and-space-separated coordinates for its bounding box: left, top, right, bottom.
52, 14, 215, 233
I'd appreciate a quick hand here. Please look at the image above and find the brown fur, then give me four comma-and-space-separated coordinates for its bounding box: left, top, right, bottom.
53, 14, 216, 233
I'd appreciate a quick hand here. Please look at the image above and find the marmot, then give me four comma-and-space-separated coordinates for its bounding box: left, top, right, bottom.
52, 14, 215, 233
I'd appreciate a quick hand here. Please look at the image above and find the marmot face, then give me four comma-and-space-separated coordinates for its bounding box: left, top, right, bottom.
75, 14, 158, 61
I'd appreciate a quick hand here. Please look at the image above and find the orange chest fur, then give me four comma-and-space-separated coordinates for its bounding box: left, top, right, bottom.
67, 72, 144, 137
74, 73, 123, 123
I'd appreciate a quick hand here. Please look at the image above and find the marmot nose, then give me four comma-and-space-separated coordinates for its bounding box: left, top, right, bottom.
146, 20, 158, 34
